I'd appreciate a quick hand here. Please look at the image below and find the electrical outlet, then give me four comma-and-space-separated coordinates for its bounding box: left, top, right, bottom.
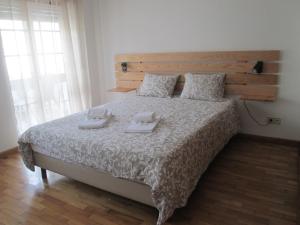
267, 117, 281, 125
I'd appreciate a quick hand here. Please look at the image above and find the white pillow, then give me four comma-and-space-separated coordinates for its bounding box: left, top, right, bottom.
137, 73, 179, 98
180, 73, 225, 101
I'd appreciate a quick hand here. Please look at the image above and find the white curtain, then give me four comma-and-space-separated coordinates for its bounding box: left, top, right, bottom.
0, 0, 91, 133
0, 33, 18, 149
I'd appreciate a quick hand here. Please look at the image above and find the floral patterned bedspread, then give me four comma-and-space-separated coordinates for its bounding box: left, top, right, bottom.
18, 95, 239, 225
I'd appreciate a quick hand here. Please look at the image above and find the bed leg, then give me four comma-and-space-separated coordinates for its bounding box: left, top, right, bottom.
41, 168, 47, 180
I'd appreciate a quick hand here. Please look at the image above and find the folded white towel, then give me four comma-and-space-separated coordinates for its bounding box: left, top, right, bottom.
87, 108, 111, 120
125, 117, 160, 133
133, 112, 155, 123
79, 115, 112, 129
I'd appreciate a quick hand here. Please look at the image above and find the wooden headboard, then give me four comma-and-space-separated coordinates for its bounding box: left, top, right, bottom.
112, 51, 280, 101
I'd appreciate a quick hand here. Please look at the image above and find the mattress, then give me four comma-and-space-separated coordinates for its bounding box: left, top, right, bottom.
18, 95, 240, 225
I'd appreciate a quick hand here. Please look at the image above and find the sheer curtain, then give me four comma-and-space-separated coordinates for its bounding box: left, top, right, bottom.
0, 33, 18, 149
0, 0, 91, 133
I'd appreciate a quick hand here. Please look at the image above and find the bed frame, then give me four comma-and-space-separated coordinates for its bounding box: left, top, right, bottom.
34, 152, 154, 206
35, 50, 281, 207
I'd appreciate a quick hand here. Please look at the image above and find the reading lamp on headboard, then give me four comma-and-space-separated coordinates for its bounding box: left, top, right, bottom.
121, 62, 128, 72
252, 61, 264, 74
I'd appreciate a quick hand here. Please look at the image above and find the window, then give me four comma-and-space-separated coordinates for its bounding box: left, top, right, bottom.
0, 0, 87, 133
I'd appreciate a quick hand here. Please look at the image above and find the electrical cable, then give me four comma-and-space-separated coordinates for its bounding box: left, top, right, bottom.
243, 100, 269, 126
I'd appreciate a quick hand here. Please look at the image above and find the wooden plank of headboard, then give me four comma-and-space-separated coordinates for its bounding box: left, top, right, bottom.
112, 51, 281, 101
115, 51, 280, 63
115, 80, 278, 101
115, 62, 279, 74
116, 72, 278, 85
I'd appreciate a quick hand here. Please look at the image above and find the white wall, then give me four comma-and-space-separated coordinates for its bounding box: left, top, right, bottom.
96, 0, 300, 141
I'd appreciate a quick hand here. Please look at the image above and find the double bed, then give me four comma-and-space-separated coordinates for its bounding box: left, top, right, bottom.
19, 50, 280, 224
19, 95, 239, 225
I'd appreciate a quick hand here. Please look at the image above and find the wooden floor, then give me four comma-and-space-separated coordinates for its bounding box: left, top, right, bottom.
0, 136, 299, 225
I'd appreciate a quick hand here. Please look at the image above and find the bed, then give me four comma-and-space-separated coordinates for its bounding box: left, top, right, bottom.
19, 95, 239, 225
19, 50, 280, 225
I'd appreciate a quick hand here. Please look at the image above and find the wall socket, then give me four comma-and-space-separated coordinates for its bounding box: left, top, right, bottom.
267, 117, 281, 125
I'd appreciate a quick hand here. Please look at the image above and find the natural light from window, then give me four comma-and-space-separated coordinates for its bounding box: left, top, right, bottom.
0, 18, 71, 133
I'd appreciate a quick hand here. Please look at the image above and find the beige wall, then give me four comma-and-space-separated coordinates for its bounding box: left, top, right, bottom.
96, 0, 300, 141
